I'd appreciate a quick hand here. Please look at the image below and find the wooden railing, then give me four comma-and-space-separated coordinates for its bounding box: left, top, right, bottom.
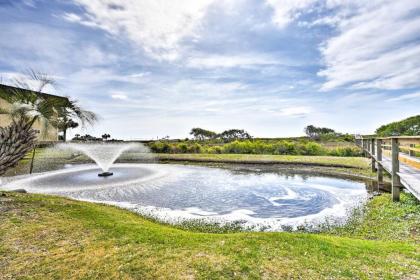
355, 136, 420, 201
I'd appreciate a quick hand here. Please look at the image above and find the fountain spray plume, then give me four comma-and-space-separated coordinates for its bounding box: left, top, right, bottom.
57, 142, 152, 177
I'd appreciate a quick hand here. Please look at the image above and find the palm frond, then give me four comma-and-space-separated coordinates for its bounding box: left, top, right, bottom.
26, 69, 56, 93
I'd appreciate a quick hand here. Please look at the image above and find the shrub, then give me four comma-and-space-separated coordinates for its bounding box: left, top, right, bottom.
188, 143, 202, 153
149, 141, 171, 153
177, 143, 188, 153
303, 142, 325, 155
328, 147, 362, 157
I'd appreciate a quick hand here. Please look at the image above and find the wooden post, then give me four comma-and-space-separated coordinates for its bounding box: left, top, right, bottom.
361, 139, 365, 156
371, 139, 375, 155
371, 138, 376, 171
409, 144, 415, 157
391, 138, 401, 201
376, 139, 383, 187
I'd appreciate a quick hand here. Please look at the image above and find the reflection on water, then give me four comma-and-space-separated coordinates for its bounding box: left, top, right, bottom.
2, 164, 369, 231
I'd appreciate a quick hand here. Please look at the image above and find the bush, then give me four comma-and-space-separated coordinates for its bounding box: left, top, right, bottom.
327, 147, 362, 157
188, 143, 202, 153
149, 141, 171, 153
303, 142, 325, 155
177, 143, 188, 153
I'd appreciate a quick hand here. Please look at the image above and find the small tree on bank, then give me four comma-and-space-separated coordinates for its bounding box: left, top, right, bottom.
190, 128, 217, 140
218, 129, 252, 142
304, 125, 336, 140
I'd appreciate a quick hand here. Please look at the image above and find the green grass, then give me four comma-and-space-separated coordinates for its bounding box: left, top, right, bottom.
154, 154, 377, 178
1, 191, 418, 279
155, 153, 369, 168
9, 149, 376, 179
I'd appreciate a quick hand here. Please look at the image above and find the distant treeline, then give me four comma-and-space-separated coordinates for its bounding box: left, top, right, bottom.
146, 126, 361, 156
189, 128, 252, 141
188, 126, 354, 142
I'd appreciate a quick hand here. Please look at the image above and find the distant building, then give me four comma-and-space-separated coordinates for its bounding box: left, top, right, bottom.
0, 84, 69, 141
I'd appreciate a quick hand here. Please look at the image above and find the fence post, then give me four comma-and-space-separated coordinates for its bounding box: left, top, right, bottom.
371, 138, 376, 171
376, 139, 383, 187
361, 138, 366, 156
409, 144, 415, 157
391, 138, 402, 201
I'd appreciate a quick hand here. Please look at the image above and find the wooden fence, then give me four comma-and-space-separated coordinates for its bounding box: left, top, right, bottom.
355, 136, 420, 201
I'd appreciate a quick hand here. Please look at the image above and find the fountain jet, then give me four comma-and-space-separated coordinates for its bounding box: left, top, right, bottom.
58, 143, 144, 176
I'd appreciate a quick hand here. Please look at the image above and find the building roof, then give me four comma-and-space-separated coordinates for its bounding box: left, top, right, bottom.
0, 83, 69, 102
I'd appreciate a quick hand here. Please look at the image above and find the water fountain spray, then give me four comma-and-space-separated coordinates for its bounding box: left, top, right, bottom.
57, 143, 142, 177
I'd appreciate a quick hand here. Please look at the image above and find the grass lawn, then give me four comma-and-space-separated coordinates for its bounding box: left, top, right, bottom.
153, 154, 377, 179
0, 191, 418, 279
154, 153, 370, 168
9, 150, 376, 179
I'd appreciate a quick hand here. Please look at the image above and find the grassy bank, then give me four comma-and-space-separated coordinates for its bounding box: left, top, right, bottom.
0, 192, 418, 279
155, 153, 369, 168
8, 150, 375, 179
153, 154, 377, 179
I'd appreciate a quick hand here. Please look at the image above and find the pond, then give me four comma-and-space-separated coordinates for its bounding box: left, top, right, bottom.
2, 163, 370, 231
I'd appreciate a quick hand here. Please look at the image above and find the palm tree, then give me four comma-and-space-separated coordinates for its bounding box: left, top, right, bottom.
0, 71, 61, 175
0, 71, 61, 133
53, 98, 98, 141
0, 70, 97, 174
0, 118, 37, 176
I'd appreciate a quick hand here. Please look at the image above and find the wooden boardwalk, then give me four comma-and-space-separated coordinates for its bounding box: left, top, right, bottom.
356, 136, 420, 201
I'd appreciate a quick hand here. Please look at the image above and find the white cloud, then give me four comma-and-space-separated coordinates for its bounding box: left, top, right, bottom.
129, 72, 150, 78
386, 92, 420, 102
318, 0, 420, 90
278, 106, 312, 117
186, 53, 279, 69
111, 93, 128, 100
66, 0, 216, 61
265, 0, 316, 28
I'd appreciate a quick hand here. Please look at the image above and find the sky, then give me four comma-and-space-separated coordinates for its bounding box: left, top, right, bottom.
0, 0, 419, 140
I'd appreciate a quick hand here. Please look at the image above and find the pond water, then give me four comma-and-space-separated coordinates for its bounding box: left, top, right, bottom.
2, 163, 369, 231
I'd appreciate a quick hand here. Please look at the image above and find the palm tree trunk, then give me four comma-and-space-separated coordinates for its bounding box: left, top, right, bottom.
29, 147, 36, 174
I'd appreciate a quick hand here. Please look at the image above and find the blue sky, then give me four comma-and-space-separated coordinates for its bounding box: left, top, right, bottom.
0, 0, 419, 139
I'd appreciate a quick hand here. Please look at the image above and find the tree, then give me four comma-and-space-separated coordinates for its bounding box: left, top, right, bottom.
0, 70, 98, 174
0, 119, 37, 176
52, 98, 97, 142
304, 125, 336, 140
218, 129, 252, 142
57, 119, 78, 142
375, 115, 420, 136
0, 71, 59, 175
101, 133, 111, 141
304, 125, 318, 139
0, 71, 61, 132
189, 128, 217, 140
